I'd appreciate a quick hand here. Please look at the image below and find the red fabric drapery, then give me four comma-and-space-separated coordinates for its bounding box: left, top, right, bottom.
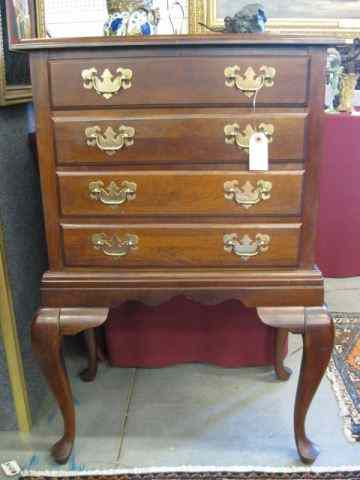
316, 114, 360, 277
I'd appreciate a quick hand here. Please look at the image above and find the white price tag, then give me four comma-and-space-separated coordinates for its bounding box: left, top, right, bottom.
249, 132, 269, 171
1, 461, 21, 477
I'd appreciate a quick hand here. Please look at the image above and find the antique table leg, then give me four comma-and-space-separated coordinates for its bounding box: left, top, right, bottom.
258, 305, 334, 464
80, 329, 98, 382
294, 307, 334, 464
274, 328, 292, 381
31, 307, 109, 464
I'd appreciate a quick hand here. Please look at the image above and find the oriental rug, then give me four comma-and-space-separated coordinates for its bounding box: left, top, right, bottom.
19, 466, 360, 480
327, 312, 360, 442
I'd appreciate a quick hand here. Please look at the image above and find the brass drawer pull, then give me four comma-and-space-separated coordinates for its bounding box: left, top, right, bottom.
91, 233, 138, 258
224, 123, 274, 154
224, 233, 270, 261
89, 180, 137, 207
224, 180, 272, 209
224, 66, 276, 98
85, 125, 135, 155
81, 67, 133, 99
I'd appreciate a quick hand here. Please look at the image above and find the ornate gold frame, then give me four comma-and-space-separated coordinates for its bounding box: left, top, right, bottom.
188, 0, 207, 33
0, 3, 32, 106
190, 0, 360, 37
34, 0, 45, 38
0, 225, 32, 432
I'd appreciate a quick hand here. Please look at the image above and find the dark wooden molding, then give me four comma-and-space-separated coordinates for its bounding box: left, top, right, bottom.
11, 33, 346, 51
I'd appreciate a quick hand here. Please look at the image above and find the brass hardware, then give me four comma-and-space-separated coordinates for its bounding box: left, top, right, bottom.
81, 67, 133, 99
89, 180, 137, 207
224, 123, 274, 154
85, 125, 135, 155
224, 65, 276, 98
223, 233, 270, 261
91, 233, 138, 257
224, 180, 272, 209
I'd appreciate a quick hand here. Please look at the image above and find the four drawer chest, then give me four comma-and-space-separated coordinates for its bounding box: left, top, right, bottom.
14, 34, 338, 464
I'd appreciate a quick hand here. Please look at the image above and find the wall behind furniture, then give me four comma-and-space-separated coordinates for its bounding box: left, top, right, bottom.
0, 339, 17, 429
0, 103, 48, 430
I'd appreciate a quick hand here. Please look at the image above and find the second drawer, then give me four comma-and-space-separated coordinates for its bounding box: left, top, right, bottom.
52, 110, 307, 165
58, 171, 304, 217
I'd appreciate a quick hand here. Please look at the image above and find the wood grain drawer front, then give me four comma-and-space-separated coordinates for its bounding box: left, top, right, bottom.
49, 56, 309, 108
62, 224, 301, 268
53, 111, 307, 165
58, 171, 304, 217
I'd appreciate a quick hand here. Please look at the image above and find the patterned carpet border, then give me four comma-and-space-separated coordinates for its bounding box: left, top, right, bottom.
326, 312, 360, 442
20, 466, 360, 480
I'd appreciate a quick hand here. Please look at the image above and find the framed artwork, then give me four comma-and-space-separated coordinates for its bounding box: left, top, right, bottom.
5, 0, 36, 41
35, 0, 189, 38
0, 0, 33, 105
190, 0, 360, 37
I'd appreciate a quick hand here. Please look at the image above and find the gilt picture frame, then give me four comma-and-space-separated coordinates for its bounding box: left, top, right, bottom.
190, 0, 360, 37
0, 0, 33, 106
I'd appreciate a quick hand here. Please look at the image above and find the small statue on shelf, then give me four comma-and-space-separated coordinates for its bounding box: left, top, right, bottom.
338, 38, 360, 114
325, 48, 344, 113
338, 73, 359, 114
199, 3, 267, 33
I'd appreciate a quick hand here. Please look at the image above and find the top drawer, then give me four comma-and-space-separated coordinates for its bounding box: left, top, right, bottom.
49, 55, 310, 108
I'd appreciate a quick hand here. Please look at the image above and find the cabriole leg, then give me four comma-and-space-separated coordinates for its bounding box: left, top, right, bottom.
31, 308, 75, 464
274, 328, 292, 381
294, 306, 334, 464
258, 306, 334, 464
80, 329, 98, 382
31, 307, 109, 464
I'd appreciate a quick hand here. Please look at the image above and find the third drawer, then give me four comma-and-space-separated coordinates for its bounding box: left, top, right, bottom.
58, 171, 304, 217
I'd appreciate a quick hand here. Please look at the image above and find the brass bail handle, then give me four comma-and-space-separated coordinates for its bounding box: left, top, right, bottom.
224, 65, 276, 98
224, 65, 276, 119
85, 125, 135, 155
82, 67, 133, 99
224, 123, 274, 154
89, 180, 137, 207
91, 233, 138, 258
223, 233, 270, 261
224, 179, 272, 208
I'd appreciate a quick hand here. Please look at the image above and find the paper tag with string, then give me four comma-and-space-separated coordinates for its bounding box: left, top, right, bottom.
248, 86, 268, 170
249, 132, 269, 171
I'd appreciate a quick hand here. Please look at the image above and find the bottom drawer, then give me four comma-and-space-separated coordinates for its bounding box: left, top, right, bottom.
62, 224, 301, 268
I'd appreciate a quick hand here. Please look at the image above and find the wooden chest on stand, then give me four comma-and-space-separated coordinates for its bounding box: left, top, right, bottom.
13, 34, 337, 464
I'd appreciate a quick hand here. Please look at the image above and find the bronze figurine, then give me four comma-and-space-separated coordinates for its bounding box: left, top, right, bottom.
199, 3, 267, 33
338, 38, 360, 113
